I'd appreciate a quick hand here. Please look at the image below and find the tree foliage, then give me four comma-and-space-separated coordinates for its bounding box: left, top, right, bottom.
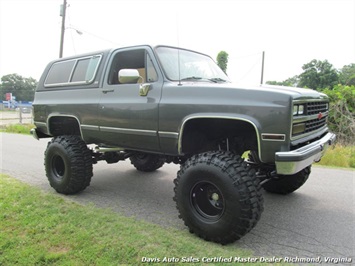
0, 73, 37, 101
216, 51, 229, 74
339, 63, 355, 86
322, 85, 355, 144
266, 75, 299, 87
267, 59, 355, 91
298, 59, 339, 90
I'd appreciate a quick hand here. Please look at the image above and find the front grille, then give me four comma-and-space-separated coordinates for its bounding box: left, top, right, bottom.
292, 101, 329, 137
305, 116, 327, 133
305, 101, 328, 115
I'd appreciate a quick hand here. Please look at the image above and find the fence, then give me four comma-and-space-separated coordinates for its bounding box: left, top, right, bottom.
0, 107, 33, 126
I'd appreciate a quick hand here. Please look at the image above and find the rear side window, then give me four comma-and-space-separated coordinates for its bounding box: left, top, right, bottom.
45, 55, 102, 87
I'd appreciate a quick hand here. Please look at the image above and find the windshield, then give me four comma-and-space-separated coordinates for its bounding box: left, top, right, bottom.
155, 46, 230, 83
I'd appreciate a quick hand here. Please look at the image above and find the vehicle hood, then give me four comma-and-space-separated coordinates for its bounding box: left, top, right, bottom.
222, 83, 328, 101
179, 81, 326, 100
257, 84, 326, 99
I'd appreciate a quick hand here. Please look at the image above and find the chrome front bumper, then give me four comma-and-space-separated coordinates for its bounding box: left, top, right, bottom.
275, 132, 336, 175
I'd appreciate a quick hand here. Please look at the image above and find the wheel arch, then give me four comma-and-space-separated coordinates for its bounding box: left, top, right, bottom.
178, 114, 261, 157
47, 114, 83, 138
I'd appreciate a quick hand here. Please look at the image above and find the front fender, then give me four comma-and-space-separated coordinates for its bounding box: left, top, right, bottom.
178, 112, 262, 157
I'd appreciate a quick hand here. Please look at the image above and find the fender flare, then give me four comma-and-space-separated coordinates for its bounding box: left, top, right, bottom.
47, 114, 84, 138
178, 113, 262, 159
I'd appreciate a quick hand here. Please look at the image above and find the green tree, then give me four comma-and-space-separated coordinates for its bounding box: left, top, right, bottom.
266, 75, 299, 87
0, 73, 37, 101
216, 51, 229, 74
322, 85, 355, 144
298, 59, 338, 90
339, 63, 355, 86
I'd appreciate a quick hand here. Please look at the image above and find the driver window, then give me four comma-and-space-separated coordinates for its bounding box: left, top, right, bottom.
108, 49, 158, 85
146, 53, 158, 82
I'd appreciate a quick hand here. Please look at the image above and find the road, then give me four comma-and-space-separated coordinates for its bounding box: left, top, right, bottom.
1, 133, 354, 262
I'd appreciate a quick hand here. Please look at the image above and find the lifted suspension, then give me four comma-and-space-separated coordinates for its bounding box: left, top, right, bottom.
91, 146, 133, 164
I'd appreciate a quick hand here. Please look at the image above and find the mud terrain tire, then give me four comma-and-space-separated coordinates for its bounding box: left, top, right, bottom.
130, 153, 165, 172
262, 166, 311, 195
173, 151, 263, 244
45, 136, 93, 195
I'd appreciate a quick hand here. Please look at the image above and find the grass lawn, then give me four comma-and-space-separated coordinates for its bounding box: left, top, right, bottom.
0, 123, 34, 134
1, 174, 280, 266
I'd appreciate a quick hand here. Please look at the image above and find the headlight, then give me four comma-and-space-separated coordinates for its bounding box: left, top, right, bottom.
293, 104, 305, 116
298, 105, 304, 114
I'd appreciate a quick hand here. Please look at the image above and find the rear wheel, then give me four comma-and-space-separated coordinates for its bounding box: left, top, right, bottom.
262, 166, 311, 195
130, 153, 165, 172
173, 151, 263, 244
45, 136, 93, 194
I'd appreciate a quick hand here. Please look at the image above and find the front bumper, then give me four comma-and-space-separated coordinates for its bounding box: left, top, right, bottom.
275, 132, 336, 175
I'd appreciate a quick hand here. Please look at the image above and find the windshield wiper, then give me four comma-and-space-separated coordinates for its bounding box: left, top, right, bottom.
181, 76, 203, 81
180, 77, 228, 83
208, 78, 228, 83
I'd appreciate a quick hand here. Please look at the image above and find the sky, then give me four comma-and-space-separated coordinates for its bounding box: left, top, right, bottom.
0, 0, 354, 85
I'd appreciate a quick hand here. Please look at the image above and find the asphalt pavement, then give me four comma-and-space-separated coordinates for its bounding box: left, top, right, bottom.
1, 133, 354, 263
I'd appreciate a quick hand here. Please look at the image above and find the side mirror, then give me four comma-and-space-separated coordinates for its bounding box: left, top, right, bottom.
118, 69, 142, 84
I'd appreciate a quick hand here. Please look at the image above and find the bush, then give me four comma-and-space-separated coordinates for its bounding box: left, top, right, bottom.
317, 145, 355, 168
322, 85, 355, 144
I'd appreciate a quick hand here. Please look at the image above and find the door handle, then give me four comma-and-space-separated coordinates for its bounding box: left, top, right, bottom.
102, 89, 114, 94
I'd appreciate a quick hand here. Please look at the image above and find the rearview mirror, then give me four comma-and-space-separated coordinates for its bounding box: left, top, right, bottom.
118, 69, 142, 84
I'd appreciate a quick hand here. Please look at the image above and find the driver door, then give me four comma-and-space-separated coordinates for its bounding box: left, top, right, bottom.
98, 46, 162, 152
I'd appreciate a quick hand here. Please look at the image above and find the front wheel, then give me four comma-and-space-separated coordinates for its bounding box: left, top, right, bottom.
262, 166, 311, 195
173, 151, 263, 244
45, 136, 93, 195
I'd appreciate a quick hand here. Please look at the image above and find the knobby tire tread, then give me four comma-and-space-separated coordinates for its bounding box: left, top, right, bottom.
45, 135, 93, 195
173, 151, 263, 244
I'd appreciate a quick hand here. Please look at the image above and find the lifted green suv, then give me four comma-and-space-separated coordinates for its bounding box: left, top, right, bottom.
32, 45, 336, 244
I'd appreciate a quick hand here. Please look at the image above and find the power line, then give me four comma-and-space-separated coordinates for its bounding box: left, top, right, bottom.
61, 2, 121, 57
70, 26, 121, 46
235, 55, 263, 83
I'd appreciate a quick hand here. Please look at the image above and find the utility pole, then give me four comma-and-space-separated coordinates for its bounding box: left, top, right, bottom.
59, 0, 67, 58
260, 51, 265, 84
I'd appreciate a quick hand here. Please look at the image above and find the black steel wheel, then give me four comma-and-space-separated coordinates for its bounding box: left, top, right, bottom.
51, 154, 66, 182
191, 181, 225, 221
